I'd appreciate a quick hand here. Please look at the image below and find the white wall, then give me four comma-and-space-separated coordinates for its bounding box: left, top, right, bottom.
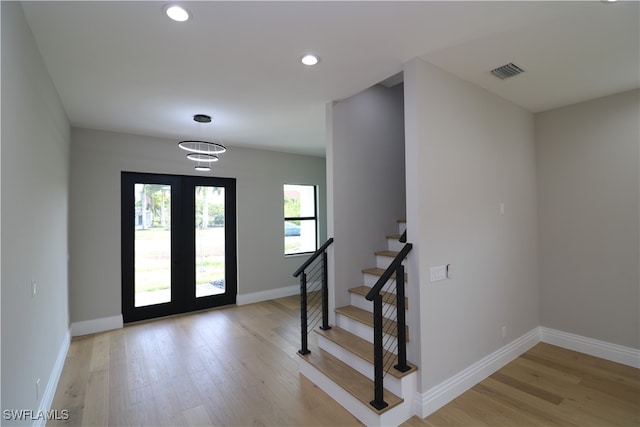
69, 128, 326, 324
327, 84, 406, 310
1, 2, 70, 423
537, 89, 640, 349
404, 58, 539, 391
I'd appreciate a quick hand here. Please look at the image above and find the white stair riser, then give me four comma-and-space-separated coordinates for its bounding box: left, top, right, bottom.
317, 335, 406, 397
335, 313, 399, 350
350, 293, 399, 321
378, 373, 417, 427
364, 273, 406, 290
387, 238, 404, 252
376, 255, 407, 270
376, 255, 392, 270
362, 273, 408, 295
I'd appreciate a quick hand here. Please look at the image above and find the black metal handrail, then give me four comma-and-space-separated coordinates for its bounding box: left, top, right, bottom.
294, 238, 334, 355
365, 241, 413, 410
293, 238, 334, 278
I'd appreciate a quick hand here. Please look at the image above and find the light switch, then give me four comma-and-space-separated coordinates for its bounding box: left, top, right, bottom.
430, 265, 447, 282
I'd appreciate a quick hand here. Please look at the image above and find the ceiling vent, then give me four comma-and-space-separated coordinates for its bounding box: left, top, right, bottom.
490, 63, 525, 80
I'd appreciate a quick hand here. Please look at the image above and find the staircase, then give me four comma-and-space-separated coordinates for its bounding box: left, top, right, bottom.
296, 221, 418, 426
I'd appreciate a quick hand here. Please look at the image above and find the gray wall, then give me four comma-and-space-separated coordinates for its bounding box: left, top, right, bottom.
536, 89, 640, 349
70, 128, 326, 323
1, 2, 71, 422
404, 58, 539, 390
327, 84, 406, 310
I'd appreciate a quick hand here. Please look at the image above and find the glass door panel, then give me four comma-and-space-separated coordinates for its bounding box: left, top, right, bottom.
134, 183, 172, 307
122, 172, 236, 323
195, 186, 226, 298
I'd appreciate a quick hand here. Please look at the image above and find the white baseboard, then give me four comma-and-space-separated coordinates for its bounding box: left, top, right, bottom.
70, 314, 123, 337
414, 327, 540, 418
413, 326, 640, 419
540, 327, 640, 369
34, 330, 70, 427
237, 284, 299, 305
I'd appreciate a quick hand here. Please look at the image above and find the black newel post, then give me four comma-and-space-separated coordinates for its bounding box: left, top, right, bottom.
320, 251, 331, 330
298, 272, 310, 355
394, 263, 410, 372
369, 294, 388, 410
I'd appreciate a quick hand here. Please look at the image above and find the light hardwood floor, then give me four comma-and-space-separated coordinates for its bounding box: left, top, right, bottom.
405, 342, 639, 427
49, 296, 639, 426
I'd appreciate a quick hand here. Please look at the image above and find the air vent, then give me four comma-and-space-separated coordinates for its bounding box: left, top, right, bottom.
490, 63, 525, 80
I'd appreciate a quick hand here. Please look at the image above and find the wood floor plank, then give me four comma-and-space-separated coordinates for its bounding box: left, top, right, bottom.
490, 371, 565, 405
504, 356, 639, 424
107, 330, 132, 427
479, 377, 589, 427
48, 335, 93, 426
527, 342, 640, 386
449, 389, 540, 427
89, 333, 110, 372
473, 382, 572, 426
80, 369, 109, 427
181, 404, 212, 427
405, 408, 494, 427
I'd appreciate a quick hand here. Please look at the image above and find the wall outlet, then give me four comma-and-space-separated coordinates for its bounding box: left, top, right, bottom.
430, 265, 447, 282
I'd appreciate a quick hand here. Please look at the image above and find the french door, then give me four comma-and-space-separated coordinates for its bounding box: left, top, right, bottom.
121, 172, 237, 323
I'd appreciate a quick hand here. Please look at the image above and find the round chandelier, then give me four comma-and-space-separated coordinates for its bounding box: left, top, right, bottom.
178, 114, 227, 171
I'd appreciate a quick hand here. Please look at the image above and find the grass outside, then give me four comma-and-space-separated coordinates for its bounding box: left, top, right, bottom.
134, 227, 225, 294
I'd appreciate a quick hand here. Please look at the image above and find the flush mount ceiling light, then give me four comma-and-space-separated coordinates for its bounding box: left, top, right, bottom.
165, 5, 190, 22
178, 114, 227, 171
301, 54, 320, 66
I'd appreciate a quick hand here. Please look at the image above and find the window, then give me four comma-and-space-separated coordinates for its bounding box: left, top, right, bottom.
284, 184, 317, 255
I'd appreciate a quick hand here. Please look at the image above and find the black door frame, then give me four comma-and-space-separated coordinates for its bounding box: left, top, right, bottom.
121, 172, 237, 323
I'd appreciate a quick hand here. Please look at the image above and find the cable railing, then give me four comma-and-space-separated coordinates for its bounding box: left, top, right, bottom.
293, 238, 334, 355
365, 240, 413, 410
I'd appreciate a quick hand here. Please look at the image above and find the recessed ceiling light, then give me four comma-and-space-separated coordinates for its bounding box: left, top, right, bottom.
165, 5, 190, 22
301, 54, 320, 66
601, 0, 619, 3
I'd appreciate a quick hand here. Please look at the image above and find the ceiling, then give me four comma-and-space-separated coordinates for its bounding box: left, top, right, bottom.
20, 1, 639, 157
